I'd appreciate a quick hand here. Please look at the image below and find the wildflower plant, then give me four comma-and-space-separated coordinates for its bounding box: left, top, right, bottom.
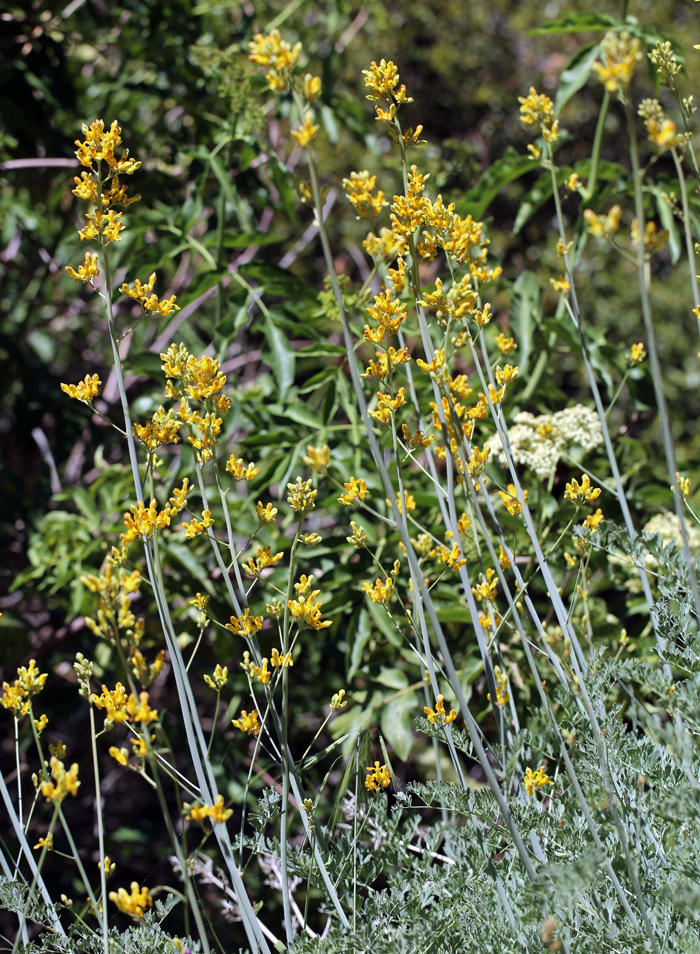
7, 5, 700, 954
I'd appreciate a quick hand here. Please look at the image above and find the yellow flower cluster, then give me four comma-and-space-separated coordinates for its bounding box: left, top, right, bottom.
288, 575, 332, 630
41, 756, 80, 802
248, 28, 302, 93
80, 561, 144, 647
524, 765, 554, 798
582, 508, 604, 532
131, 649, 165, 688
564, 474, 601, 505
270, 648, 293, 669
498, 484, 528, 517
473, 567, 498, 603
108, 883, 152, 919
182, 508, 214, 539
338, 476, 369, 506
74, 119, 141, 175
362, 577, 394, 604
369, 387, 407, 426
291, 112, 319, 147
257, 501, 278, 525
225, 608, 264, 638
364, 290, 408, 345
424, 694, 457, 725
436, 544, 468, 572
583, 205, 622, 241
65, 251, 100, 284
518, 87, 559, 144
60, 373, 101, 404
365, 761, 391, 791
287, 476, 317, 513
243, 545, 284, 577
227, 457, 260, 481
491, 665, 510, 708
133, 405, 181, 450
592, 32, 641, 96
303, 443, 331, 474
631, 219, 669, 256
343, 171, 388, 223
1, 659, 48, 717
203, 664, 228, 691
92, 685, 159, 725
363, 227, 407, 261
232, 709, 260, 735
186, 794, 233, 824
121, 272, 180, 317
121, 480, 191, 544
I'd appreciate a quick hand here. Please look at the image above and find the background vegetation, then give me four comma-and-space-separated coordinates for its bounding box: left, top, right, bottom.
3, 0, 700, 950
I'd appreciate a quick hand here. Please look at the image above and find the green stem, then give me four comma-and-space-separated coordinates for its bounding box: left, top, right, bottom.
586, 90, 610, 200
89, 707, 109, 954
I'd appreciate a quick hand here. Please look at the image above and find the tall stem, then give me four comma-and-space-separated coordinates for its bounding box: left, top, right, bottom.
89, 707, 109, 954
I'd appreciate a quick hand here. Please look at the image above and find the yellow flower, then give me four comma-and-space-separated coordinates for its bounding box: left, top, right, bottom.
518, 87, 559, 142
91, 683, 129, 722
416, 349, 445, 376
232, 709, 260, 735
498, 484, 527, 517
394, 491, 416, 514
628, 341, 647, 364
362, 577, 394, 604
369, 388, 407, 426
436, 544, 468, 572
108, 746, 130, 766
330, 689, 347, 711
34, 713, 48, 733
125, 691, 159, 725
647, 116, 682, 150
65, 251, 100, 284
364, 289, 407, 342
203, 664, 228, 691
424, 694, 457, 725
365, 761, 391, 791
161, 344, 228, 404
564, 474, 601, 504
109, 883, 152, 919
494, 332, 515, 354
74, 120, 141, 174
302, 444, 330, 474
256, 501, 278, 525
34, 833, 53, 851
131, 648, 165, 688
582, 508, 604, 532
41, 757, 80, 802
288, 577, 332, 630
677, 472, 691, 499
301, 532, 322, 546
287, 476, 317, 513
225, 608, 263, 638
243, 545, 284, 577
338, 476, 370, 507
401, 424, 435, 448
363, 228, 407, 261
291, 111, 319, 147
342, 170, 388, 223
302, 73, 322, 102
592, 31, 641, 95
473, 567, 498, 603
248, 29, 302, 92
254, 658, 272, 685
347, 521, 368, 548
133, 406, 181, 450
270, 648, 294, 669
549, 276, 570, 295
181, 509, 214, 539
60, 373, 101, 404
498, 544, 511, 570
186, 793, 233, 825
189, 592, 209, 612
631, 219, 669, 255
467, 445, 490, 480
362, 59, 401, 102
121, 273, 180, 315
583, 205, 622, 240
524, 765, 554, 797
495, 364, 519, 393
121, 482, 192, 544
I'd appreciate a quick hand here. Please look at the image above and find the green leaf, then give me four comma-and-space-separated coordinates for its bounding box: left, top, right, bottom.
297, 366, 338, 394
241, 262, 315, 300
457, 149, 538, 220
125, 351, 166, 379
269, 402, 322, 430
348, 608, 371, 681
295, 343, 347, 358
268, 153, 297, 224
648, 183, 681, 264
380, 692, 417, 761
218, 230, 285, 248
263, 315, 295, 401
162, 541, 214, 589
176, 268, 228, 308
513, 170, 559, 235
375, 668, 409, 690
527, 12, 620, 35
509, 271, 541, 376
555, 44, 601, 117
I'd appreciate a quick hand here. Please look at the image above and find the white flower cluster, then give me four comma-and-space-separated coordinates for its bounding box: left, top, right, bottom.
487, 404, 604, 480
